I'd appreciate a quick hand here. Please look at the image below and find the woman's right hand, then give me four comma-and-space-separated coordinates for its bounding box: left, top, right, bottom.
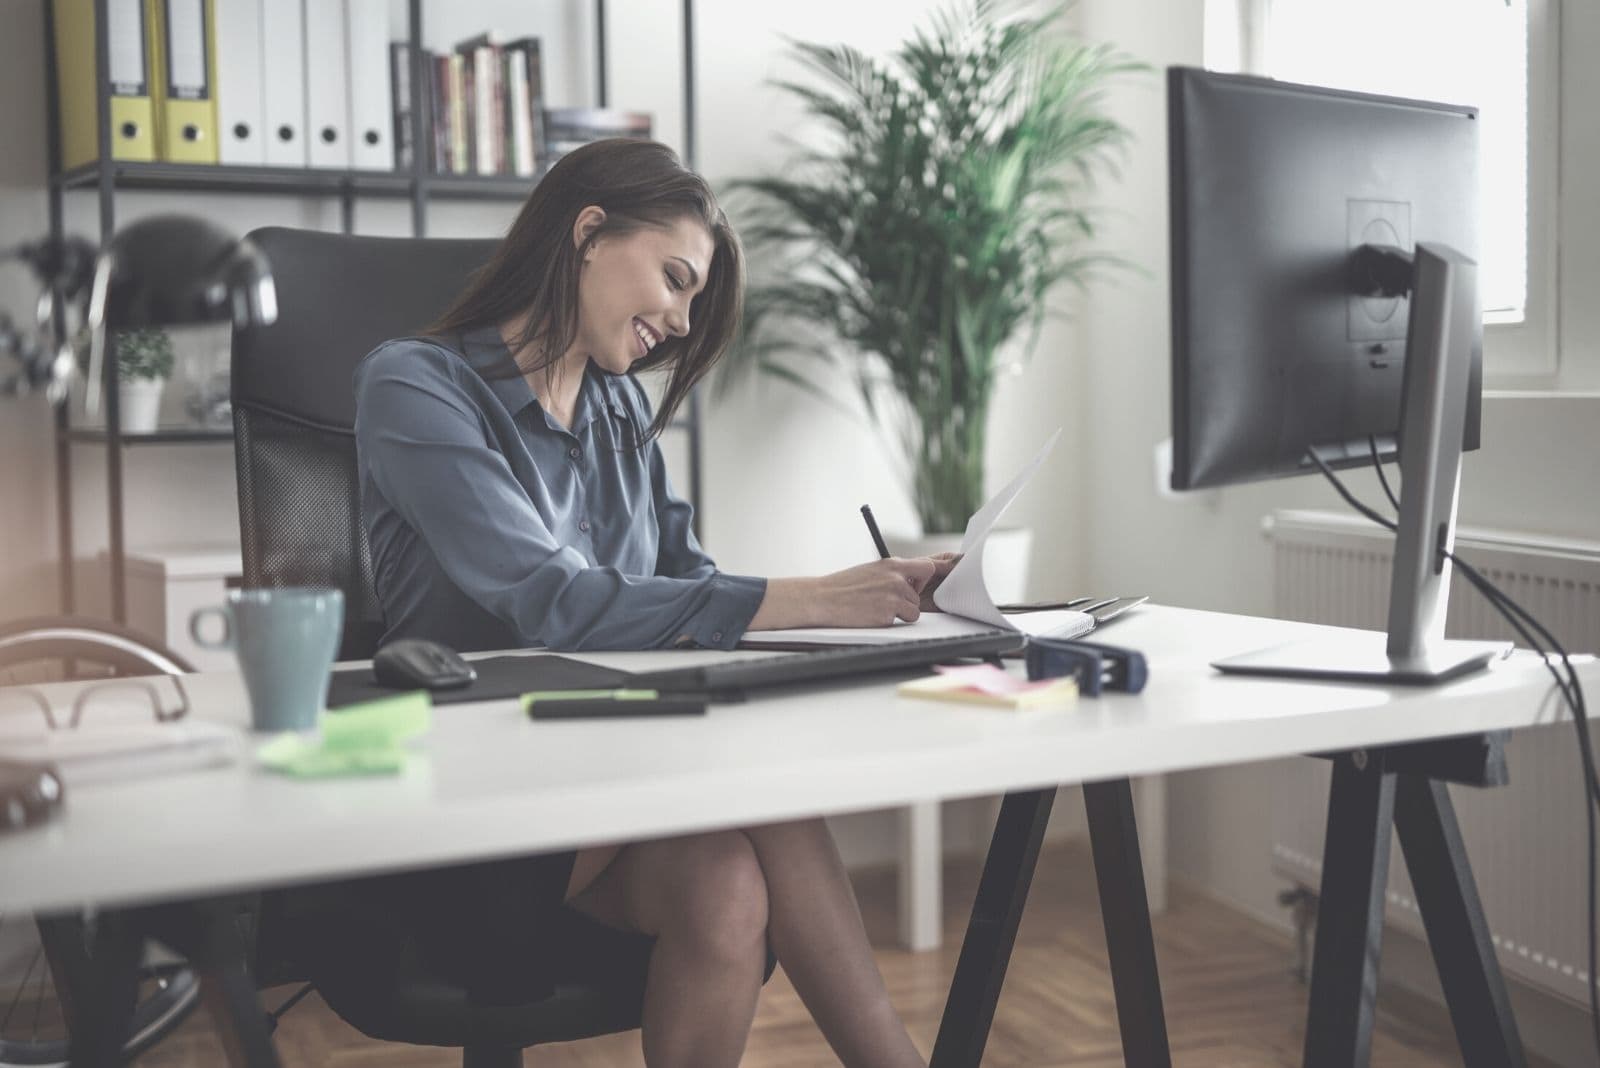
749, 558, 938, 630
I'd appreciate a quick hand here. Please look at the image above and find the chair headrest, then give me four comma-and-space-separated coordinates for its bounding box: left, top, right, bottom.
231, 227, 499, 430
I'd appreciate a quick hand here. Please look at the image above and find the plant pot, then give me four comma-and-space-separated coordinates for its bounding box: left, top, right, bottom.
884, 527, 1033, 606
117, 378, 165, 434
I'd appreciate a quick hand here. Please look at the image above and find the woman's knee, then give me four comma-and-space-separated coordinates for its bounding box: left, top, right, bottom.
661, 831, 769, 954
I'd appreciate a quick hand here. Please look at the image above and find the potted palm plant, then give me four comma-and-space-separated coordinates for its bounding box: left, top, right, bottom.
113, 327, 174, 433
724, 0, 1138, 595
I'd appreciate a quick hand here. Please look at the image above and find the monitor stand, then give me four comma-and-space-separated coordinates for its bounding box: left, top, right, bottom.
1214, 243, 1511, 686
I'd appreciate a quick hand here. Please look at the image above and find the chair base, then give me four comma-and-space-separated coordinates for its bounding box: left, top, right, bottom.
463, 1045, 521, 1068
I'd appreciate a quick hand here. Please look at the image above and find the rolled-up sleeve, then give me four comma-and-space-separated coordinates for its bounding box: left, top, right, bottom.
354, 345, 766, 651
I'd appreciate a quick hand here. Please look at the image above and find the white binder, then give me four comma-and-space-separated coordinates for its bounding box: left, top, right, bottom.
302, 0, 349, 168
214, 0, 263, 164
343, 0, 391, 170
259, 0, 304, 165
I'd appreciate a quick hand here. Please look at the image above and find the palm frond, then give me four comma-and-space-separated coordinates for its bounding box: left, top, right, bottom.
730, 0, 1144, 530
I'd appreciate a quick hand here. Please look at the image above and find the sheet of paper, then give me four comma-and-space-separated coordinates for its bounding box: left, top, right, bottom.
1007, 609, 1095, 641
933, 428, 1063, 627
739, 428, 1067, 649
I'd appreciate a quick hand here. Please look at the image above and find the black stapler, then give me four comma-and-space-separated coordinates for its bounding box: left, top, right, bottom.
1024, 637, 1148, 696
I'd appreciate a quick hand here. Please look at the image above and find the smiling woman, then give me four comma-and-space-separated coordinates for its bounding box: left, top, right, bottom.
348, 137, 956, 1068
424, 137, 743, 441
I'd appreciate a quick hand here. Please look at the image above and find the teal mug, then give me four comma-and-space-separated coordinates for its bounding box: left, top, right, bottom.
190, 587, 344, 733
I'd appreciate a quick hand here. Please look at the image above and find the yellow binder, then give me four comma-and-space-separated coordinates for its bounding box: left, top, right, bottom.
146, 0, 217, 163
53, 0, 158, 168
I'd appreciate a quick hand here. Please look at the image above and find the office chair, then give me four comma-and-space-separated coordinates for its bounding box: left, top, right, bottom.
229, 227, 665, 1066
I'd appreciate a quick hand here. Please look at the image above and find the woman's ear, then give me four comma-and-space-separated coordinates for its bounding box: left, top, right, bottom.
572, 205, 607, 257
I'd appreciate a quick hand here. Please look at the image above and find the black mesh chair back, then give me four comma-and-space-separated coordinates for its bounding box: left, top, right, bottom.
231, 227, 499, 660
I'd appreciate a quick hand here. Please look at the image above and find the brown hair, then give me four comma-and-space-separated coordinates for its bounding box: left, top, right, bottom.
425, 138, 743, 441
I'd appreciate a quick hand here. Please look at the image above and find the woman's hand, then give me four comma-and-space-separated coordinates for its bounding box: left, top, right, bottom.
749, 558, 939, 630
918, 552, 962, 611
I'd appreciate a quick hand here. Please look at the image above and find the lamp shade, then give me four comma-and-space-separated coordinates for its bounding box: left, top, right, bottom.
97, 215, 277, 331
81, 214, 277, 416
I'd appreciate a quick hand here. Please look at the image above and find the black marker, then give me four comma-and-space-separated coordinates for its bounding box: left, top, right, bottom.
860, 504, 891, 559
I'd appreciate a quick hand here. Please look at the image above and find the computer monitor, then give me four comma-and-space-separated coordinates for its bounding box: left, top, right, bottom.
1167, 67, 1510, 684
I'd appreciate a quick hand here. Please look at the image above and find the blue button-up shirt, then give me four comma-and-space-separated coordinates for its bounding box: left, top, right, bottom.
353, 326, 767, 652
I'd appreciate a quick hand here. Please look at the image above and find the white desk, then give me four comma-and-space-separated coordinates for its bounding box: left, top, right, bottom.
1, 605, 1590, 1066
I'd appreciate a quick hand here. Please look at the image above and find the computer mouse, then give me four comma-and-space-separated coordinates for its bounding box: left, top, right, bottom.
371, 638, 478, 691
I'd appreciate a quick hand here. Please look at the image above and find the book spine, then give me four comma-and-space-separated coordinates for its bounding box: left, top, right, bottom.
508, 48, 533, 177
389, 40, 412, 170
447, 52, 467, 174
495, 48, 509, 175
472, 45, 495, 175
430, 52, 449, 174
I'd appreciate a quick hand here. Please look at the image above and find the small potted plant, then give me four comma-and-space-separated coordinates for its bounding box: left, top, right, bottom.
113, 327, 174, 433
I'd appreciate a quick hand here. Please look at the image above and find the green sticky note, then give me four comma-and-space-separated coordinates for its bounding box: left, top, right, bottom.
323, 692, 433, 752
519, 688, 658, 712
257, 691, 432, 778
258, 736, 408, 778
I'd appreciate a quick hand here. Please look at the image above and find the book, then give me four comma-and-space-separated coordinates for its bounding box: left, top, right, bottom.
504, 36, 544, 175
447, 52, 467, 174
454, 32, 505, 175
53, 0, 158, 167
428, 52, 449, 173
389, 40, 413, 169
543, 107, 651, 166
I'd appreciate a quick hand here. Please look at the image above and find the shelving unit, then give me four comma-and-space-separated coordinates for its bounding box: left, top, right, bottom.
42, 0, 705, 624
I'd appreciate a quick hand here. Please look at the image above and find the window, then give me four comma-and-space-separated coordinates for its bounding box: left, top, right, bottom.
1205, 0, 1560, 384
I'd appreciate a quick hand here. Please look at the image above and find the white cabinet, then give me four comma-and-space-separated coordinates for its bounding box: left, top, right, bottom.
120, 544, 243, 672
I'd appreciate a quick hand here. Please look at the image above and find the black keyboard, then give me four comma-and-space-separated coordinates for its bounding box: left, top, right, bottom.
626, 631, 1026, 699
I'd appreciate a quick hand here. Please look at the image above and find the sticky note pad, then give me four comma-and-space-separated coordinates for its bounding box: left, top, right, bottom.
258, 692, 432, 778
897, 669, 1078, 709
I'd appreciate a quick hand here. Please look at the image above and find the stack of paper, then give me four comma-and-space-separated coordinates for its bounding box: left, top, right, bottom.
0, 721, 241, 786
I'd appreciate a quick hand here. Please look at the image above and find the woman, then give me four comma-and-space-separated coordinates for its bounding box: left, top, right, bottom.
354, 138, 949, 1067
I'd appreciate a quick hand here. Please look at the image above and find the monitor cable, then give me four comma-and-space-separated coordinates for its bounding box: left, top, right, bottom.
1306, 442, 1599, 1061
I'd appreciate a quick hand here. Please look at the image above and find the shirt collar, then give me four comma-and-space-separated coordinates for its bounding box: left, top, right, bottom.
457, 324, 537, 417
458, 324, 631, 434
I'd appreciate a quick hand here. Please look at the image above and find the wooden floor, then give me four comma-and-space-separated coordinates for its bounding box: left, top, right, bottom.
139, 839, 1478, 1067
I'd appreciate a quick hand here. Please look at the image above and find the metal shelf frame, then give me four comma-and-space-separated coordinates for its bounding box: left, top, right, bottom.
43, 0, 704, 624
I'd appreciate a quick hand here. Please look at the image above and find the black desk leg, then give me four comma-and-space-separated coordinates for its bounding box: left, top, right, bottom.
1393, 775, 1526, 1068
1084, 777, 1172, 1068
36, 911, 142, 1068
163, 897, 281, 1068
931, 787, 1055, 1068
1305, 753, 1396, 1068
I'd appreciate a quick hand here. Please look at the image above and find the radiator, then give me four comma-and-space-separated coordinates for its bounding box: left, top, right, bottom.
1266, 508, 1600, 1007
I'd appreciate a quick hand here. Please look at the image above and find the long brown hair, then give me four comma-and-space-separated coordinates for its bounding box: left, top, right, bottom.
425, 138, 743, 441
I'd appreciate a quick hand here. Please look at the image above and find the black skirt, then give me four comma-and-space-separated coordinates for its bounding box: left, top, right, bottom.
273, 848, 654, 1007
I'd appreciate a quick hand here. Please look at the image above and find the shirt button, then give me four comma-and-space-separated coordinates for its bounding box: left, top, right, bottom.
568, 446, 581, 460
578, 519, 591, 533
711, 631, 724, 643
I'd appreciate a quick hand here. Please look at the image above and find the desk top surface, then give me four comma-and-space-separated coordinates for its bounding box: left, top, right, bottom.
0, 605, 1590, 913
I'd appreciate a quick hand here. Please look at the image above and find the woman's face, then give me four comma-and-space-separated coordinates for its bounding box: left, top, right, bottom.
574, 212, 713, 375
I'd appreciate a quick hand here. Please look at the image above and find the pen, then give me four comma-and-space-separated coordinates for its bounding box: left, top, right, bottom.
860, 504, 891, 559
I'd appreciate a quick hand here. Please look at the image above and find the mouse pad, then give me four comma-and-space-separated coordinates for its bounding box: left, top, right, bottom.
326, 654, 631, 710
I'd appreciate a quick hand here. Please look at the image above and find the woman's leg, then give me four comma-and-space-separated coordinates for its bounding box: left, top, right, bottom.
741, 818, 927, 1068
566, 834, 769, 1068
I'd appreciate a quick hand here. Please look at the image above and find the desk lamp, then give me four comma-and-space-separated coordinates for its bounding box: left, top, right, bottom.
83, 214, 278, 416
1, 215, 276, 410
